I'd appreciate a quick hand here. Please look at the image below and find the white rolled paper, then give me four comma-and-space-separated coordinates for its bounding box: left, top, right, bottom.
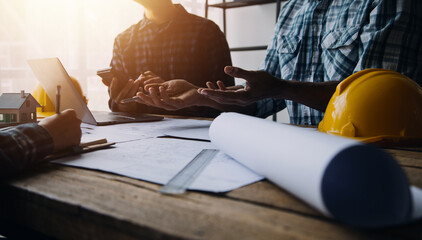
210, 112, 422, 228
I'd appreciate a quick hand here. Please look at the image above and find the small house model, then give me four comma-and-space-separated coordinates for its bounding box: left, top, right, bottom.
0, 90, 41, 124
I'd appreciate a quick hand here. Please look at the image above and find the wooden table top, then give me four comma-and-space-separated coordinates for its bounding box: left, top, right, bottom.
0, 147, 421, 240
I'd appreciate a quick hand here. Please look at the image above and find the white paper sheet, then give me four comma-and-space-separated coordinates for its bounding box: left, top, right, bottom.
54, 138, 263, 193
411, 186, 422, 220
81, 118, 212, 143
209, 112, 422, 228
163, 120, 211, 141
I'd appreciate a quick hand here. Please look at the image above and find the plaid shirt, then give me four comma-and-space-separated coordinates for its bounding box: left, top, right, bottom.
0, 124, 53, 177
110, 4, 233, 117
256, 0, 422, 125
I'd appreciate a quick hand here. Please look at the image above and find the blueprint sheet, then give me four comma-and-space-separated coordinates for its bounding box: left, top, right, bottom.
55, 118, 263, 193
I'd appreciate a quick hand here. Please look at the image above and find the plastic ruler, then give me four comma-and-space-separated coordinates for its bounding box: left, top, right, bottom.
159, 149, 219, 194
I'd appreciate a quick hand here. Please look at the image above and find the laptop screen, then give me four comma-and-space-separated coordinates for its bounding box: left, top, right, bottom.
27, 57, 97, 125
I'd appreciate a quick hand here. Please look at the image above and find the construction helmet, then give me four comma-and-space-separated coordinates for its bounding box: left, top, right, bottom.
33, 76, 88, 118
318, 68, 422, 144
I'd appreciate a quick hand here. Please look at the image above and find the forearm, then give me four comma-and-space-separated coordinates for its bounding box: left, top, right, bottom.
274, 79, 340, 112
196, 94, 257, 115
201, 79, 338, 113
0, 124, 54, 177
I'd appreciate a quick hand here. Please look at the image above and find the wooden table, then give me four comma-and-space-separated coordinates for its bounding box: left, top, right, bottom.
0, 147, 421, 239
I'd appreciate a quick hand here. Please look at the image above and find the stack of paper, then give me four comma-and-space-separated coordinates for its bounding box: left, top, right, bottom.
55, 118, 263, 193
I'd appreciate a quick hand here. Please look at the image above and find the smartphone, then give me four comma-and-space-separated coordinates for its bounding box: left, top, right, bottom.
97, 67, 114, 86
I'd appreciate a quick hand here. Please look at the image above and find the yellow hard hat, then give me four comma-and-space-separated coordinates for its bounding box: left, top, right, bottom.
33, 76, 88, 118
318, 68, 422, 145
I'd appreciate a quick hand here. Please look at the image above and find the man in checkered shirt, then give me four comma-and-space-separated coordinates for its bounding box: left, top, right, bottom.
132, 0, 422, 126
106, 0, 233, 117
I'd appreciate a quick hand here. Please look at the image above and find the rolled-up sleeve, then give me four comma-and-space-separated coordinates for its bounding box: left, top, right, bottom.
0, 123, 54, 177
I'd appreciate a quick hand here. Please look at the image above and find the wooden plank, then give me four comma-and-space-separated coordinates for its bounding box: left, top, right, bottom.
0, 146, 421, 239
386, 149, 422, 168
0, 165, 404, 240
403, 166, 422, 187
227, 180, 322, 217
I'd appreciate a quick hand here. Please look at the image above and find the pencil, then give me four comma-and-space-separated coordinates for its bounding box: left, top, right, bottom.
56, 85, 61, 114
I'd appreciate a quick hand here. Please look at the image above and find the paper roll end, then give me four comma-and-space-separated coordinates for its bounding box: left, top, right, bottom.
321, 145, 412, 228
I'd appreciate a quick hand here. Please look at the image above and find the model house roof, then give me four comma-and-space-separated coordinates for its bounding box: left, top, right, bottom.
0, 92, 41, 110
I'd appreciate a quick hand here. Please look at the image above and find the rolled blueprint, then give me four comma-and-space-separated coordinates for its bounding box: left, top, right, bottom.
209, 112, 422, 228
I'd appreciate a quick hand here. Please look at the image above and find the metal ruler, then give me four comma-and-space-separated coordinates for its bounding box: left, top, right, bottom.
159, 149, 219, 195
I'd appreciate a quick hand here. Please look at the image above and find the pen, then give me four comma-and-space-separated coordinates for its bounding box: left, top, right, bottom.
120, 97, 140, 104
56, 85, 61, 114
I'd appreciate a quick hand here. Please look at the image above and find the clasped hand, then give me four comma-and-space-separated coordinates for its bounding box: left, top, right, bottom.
106, 71, 165, 112
122, 66, 282, 111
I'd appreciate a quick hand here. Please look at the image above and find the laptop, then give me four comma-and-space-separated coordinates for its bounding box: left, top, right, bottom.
27, 58, 163, 125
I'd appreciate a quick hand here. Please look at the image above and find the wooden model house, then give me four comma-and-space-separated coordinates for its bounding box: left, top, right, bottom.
0, 90, 41, 124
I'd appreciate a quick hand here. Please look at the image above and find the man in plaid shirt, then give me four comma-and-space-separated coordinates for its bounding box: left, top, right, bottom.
0, 110, 81, 177
132, 0, 422, 125
106, 0, 233, 117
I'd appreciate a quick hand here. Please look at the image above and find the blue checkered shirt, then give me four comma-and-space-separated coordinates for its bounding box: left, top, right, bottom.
0, 124, 53, 177
256, 0, 422, 125
110, 4, 233, 117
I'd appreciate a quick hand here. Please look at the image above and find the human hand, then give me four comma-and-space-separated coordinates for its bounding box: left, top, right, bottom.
134, 79, 204, 111
139, 71, 165, 87
198, 66, 282, 106
38, 109, 82, 152
101, 78, 111, 87
110, 76, 142, 112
